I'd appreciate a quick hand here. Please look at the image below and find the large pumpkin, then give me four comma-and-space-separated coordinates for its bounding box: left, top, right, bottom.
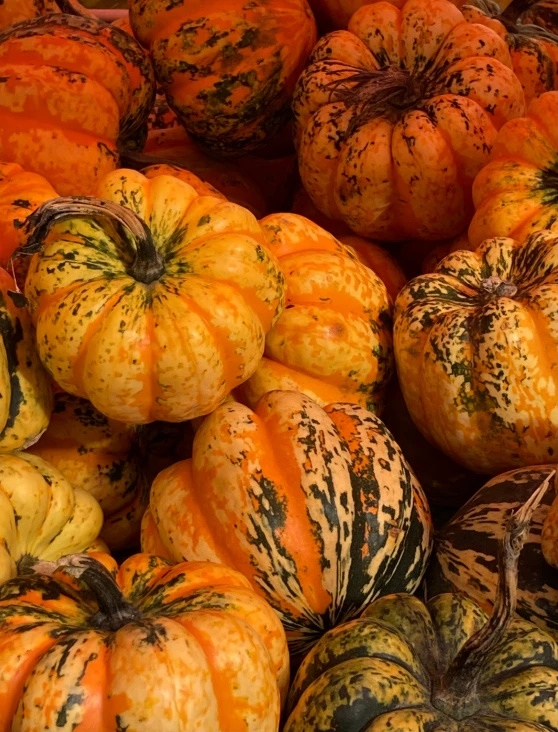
470, 90, 558, 247
0, 267, 52, 452
425, 465, 558, 638
293, 0, 525, 241
0, 14, 154, 195
394, 230, 558, 475
28, 392, 148, 551
128, 0, 318, 156
22, 168, 285, 424
238, 214, 393, 412
141, 390, 433, 654
0, 552, 289, 731
285, 481, 558, 731
0, 452, 103, 585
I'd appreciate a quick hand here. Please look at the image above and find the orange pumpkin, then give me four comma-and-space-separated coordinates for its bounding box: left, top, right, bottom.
237, 214, 393, 412
420, 230, 475, 273
128, 0, 318, 156
0, 15, 155, 195
520, 0, 558, 32
293, 0, 525, 241
0, 0, 95, 30
340, 235, 407, 300
291, 185, 352, 238
470, 90, 558, 246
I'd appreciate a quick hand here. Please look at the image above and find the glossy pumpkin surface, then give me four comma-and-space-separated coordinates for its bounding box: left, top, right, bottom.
0, 553, 289, 731
470, 90, 558, 247
23, 168, 285, 424
293, 0, 525, 242
129, 0, 318, 156
28, 392, 147, 551
142, 390, 433, 654
426, 465, 558, 638
0, 452, 103, 585
0, 15, 154, 195
394, 230, 558, 474
238, 214, 393, 412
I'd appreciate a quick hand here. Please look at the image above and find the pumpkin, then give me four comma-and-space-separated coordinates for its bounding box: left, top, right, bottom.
28, 392, 147, 552
285, 479, 558, 732
420, 230, 475, 273
425, 465, 558, 638
340, 235, 408, 300
128, 0, 317, 156
0, 0, 94, 30
22, 168, 285, 424
542, 489, 558, 569
0, 14, 155, 195
0, 552, 289, 731
470, 90, 558, 247
237, 214, 393, 412
141, 389, 433, 655
293, 0, 525, 242
142, 163, 227, 200
521, 0, 558, 32
0, 452, 103, 585
394, 229, 558, 475
0, 267, 52, 452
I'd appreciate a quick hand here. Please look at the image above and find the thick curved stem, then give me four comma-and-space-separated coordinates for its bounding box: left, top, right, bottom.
480, 275, 518, 299
22, 196, 165, 285
432, 473, 553, 719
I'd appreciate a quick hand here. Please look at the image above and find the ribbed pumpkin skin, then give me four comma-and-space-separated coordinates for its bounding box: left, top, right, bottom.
285, 591, 558, 731
0, 268, 52, 453
129, 0, 317, 156
0, 0, 59, 31
28, 393, 147, 552
24, 169, 285, 424
142, 390, 433, 655
426, 466, 558, 637
340, 235, 408, 300
0, 452, 103, 585
521, 0, 558, 32
238, 214, 393, 412
470, 91, 558, 247
141, 163, 227, 199
394, 230, 558, 475
293, 0, 525, 242
0, 554, 289, 731
0, 15, 154, 195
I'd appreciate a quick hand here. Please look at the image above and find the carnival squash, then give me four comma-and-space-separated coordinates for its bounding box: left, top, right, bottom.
286, 480, 558, 732
0, 552, 289, 731
0, 14, 154, 195
238, 214, 393, 412
0, 452, 103, 585
28, 392, 147, 551
128, 0, 317, 156
394, 229, 558, 474
426, 465, 558, 638
293, 0, 525, 241
470, 90, 558, 246
142, 389, 433, 654
22, 169, 285, 424
340, 235, 408, 300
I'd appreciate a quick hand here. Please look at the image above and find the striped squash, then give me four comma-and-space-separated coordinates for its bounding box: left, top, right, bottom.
425, 465, 558, 638
286, 482, 558, 731
141, 390, 433, 654
0, 553, 289, 731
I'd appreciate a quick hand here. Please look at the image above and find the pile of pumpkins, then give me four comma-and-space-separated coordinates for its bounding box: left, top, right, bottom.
1, 0, 558, 729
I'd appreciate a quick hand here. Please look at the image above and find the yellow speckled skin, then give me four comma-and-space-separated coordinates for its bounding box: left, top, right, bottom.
24, 169, 285, 424
0, 452, 103, 585
239, 213, 393, 413
0, 555, 289, 731
395, 230, 558, 474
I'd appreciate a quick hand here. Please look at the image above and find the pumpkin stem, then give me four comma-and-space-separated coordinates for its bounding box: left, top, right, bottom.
33, 554, 143, 631
480, 275, 518, 299
22, 196, 165, 285
432, 473, 553, 720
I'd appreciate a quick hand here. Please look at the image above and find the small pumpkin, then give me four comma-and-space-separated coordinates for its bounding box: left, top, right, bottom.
23, 168, 285, 423
141, 389, 433, 655
426, 465, 558, 638
293, 0, 525, 241
0, 14, 155, 195
340, 235, 408, 301
420, 230, 475, 273
128, 0, 318, 156
0, 452, 103, 585
28, 392, 148, 552
470, 90, 558, 247
394, 229, 558, 474
0, 552, 289, 731
238, 214, 393, 412
0, 0, 94, 30
285, 479, 558, 732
